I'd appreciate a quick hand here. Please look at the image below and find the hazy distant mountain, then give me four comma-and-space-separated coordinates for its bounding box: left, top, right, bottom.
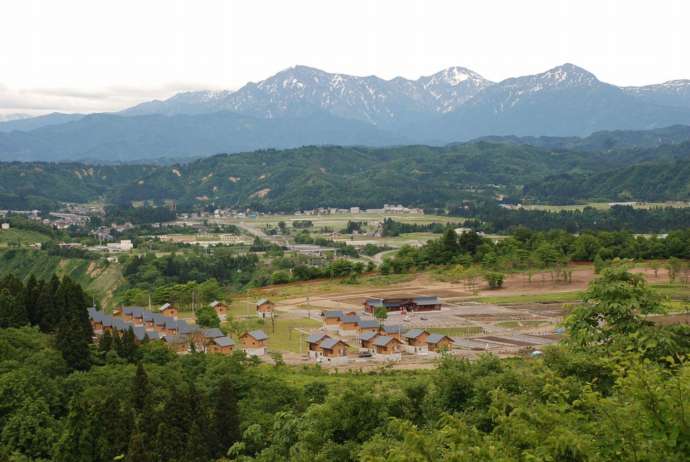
0, 111, 405, 162
0, 112, 84, 132
473, 125, 690, 152
3, 63, 690, 162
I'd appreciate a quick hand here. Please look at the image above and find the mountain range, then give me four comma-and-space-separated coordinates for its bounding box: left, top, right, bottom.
2, 63, 690, 161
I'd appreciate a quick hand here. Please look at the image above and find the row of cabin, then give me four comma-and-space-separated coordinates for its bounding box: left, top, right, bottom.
360, 328, 453, 358
322, 310, 380, 336
363, 296, 442, 314
88, 308, 268, 356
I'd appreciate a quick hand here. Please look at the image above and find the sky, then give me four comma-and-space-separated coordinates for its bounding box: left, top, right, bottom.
1, 0, 689, 116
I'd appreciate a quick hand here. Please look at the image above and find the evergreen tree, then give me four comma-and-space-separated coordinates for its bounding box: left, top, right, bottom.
0, 288, 29, 328
132, 362, 151, 414
119, 327, 139, 363
23, 274, 40, 326
54, 398, 99, 462
54, 277, 93, 371
126, 422, 151, 462
99, 329, 113, 353
37, 275, 61, 332
211, 377, 241, 457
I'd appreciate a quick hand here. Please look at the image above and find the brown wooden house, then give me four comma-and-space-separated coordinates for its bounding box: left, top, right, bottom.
427, 333, 454, 352
256, 299, 274, 319
240, 330, 269, 356
207, 336, 235, 354
319, 338, 349, 363
159, 303, 178, 318
210, 301, 229, 318
402, 329, 431, 354
372, 335, 403, 359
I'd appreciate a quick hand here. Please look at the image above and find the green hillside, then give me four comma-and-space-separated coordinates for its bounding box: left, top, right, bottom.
0, 249, 124, 308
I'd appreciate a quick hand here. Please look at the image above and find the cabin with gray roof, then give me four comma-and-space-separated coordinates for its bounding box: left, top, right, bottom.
159, 302, 178, 318
322, 310, 344, 331
359, 331, 379, 350
338, 314, 361, 337
364, 296, 441, 313
240, 330, 269, 356
208, 336, 235, 355
209, 300, 229, 319
427, 333, 454, 352
372, 335, 403, 360
318, 338, 349, 364
357, 319, 379, 334
402, 329, 431, 354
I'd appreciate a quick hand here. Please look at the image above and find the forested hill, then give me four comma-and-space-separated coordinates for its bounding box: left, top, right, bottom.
472, 124, 690, 152
1, 140, 690, 211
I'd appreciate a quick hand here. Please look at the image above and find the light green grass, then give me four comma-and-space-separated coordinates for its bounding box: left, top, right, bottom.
0, 229, 51, 248
224, 316, 321, 353
476, 291, 583, 305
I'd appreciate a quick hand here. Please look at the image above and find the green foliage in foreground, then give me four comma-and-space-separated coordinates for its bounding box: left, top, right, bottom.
0, 268, 688, 461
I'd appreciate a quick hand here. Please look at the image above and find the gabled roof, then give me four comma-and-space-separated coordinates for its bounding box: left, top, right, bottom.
360, 331, 378, 341
415, 296, 440, 306
323, 310, 344, 319
320, 338, 347, 350
146, 331, 161, 341
307, 332, 330, 344
403, 329, 428, 339
357, 319, 379, 329
373, 335, 398, 347
101, 315, 114, 327
340, 315, 360, 324
381, 325, 402, 334
256, 298, 272, 306
213, 336, 235, 347
87, 307, 97, 316
113, 318, 130, 331
159, 303, 174, 312
427, 333, 452, 345
154, 314, 167, 326
210, 300, 225, 307
177, 321, 195, 335
365, 298, 385, 307
204, 328, 224, 338
165, 318, 178, 329
132, 326, 147, 341
142, 311, 155, 321
244, 330, 268, 341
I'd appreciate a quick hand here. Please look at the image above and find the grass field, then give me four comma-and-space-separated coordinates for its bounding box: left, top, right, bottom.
0, 229, 51, 248
524, 201, 690, 212
222, 316, 321, 353
475, 291, 584, 305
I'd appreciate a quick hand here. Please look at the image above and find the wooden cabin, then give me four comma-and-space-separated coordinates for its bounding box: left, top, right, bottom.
359, 331, 379, 350
256, 299, 274, 319
210, 301, 229, 319
402, 329, 431, 354
318, 338, 349, 364
427, 333, 454, 352
357, 319, 379, 335
372, 335, 403, 360
364, 296, 442, 313
338, 314, 360, 337
159, 303, 178, 318
322, 310, 344, 331
207, 336, 235, 354
379, 324, 403, 340
240, 330, 269, 356
306, 332, 331, 359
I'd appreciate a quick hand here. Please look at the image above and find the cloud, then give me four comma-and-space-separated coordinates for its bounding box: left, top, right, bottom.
0, 82, 227, 116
